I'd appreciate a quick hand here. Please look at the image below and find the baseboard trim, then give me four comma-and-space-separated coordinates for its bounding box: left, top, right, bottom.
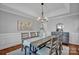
0, 44, 21, 55
69, 43, 79, 46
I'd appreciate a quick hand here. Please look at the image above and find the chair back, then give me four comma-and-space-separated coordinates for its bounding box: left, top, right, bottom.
49, 36, 58, 55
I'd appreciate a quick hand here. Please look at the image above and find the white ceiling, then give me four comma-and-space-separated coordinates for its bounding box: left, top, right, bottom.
0, 3, 79, 19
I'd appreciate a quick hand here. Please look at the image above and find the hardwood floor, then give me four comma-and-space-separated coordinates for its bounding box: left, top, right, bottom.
0, 44, 79, 55
69, 44, 79, 55
0, 44, 21, 55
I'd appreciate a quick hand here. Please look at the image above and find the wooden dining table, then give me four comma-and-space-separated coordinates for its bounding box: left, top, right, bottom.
29, 36, 56, 54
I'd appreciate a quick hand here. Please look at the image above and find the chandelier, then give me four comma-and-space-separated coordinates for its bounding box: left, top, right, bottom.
37, 3, 48, 23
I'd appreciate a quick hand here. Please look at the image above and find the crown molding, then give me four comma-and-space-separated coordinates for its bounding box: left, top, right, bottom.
0, 4, 35, 19
49, 12, 79, 19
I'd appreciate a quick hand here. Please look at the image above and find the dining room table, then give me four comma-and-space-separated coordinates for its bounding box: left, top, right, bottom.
29, 36, 55, 55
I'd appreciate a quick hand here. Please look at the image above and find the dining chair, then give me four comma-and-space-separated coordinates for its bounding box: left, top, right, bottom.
36, 37, 58, 55
21, 33, 30, 55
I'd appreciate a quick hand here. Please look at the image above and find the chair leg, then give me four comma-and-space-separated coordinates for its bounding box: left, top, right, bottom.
21, 44, 24, 51
59, 47, 62, 55
59, 44, 62, 55
21, 40, 24, 51
24, 46, 27, 55
56, 49, 58, 55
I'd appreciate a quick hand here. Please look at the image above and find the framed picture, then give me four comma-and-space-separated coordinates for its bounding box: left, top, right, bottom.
17, 20, 32, 31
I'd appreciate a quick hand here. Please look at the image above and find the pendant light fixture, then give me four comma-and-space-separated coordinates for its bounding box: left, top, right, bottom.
37, 3, 48, 23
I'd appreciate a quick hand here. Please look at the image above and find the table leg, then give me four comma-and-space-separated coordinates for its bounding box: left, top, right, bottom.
29, 44, 31, 55
24, 46, 27, 55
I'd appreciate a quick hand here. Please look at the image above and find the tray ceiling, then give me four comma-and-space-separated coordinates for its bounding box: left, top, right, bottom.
0, 3, 77, 19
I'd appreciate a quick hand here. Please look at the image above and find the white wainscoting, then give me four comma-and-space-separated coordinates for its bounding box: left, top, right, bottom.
0, 32, 79, 50
69, 33, 79, 45
0, 33, 21, 50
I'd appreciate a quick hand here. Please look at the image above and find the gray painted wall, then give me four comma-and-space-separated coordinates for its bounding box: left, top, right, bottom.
0, 10, 40, 33
47, 15, 79, 44
47, 15, 79, 32
0, 10, 41, 49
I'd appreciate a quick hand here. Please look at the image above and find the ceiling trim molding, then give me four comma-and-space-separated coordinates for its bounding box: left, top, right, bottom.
1, 3, 79, 20
2, 3, 38, 17
49, 12, 79, 19
0, 4, 35, 19
47, 8, 69, 18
